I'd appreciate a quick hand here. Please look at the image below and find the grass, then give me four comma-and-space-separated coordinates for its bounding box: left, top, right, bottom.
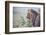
20, 16, 32, 27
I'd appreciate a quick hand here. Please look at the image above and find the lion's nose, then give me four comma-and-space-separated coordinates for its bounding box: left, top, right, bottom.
27, 13, 30, 19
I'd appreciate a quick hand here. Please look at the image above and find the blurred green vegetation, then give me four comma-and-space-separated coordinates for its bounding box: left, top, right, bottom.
14, 16, 32, 28
20, 16, 32, 27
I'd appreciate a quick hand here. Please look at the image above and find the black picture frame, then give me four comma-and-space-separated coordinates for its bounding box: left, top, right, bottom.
5, 1, 45, 34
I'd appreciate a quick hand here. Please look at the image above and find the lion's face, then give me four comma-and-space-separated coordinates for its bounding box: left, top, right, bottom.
27, 9, 33, 20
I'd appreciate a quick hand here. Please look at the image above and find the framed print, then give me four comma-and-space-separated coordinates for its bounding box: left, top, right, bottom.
5, 1, 45, 34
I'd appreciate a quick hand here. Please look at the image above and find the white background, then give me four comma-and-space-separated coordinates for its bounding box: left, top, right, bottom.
0, 0, 46, 35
